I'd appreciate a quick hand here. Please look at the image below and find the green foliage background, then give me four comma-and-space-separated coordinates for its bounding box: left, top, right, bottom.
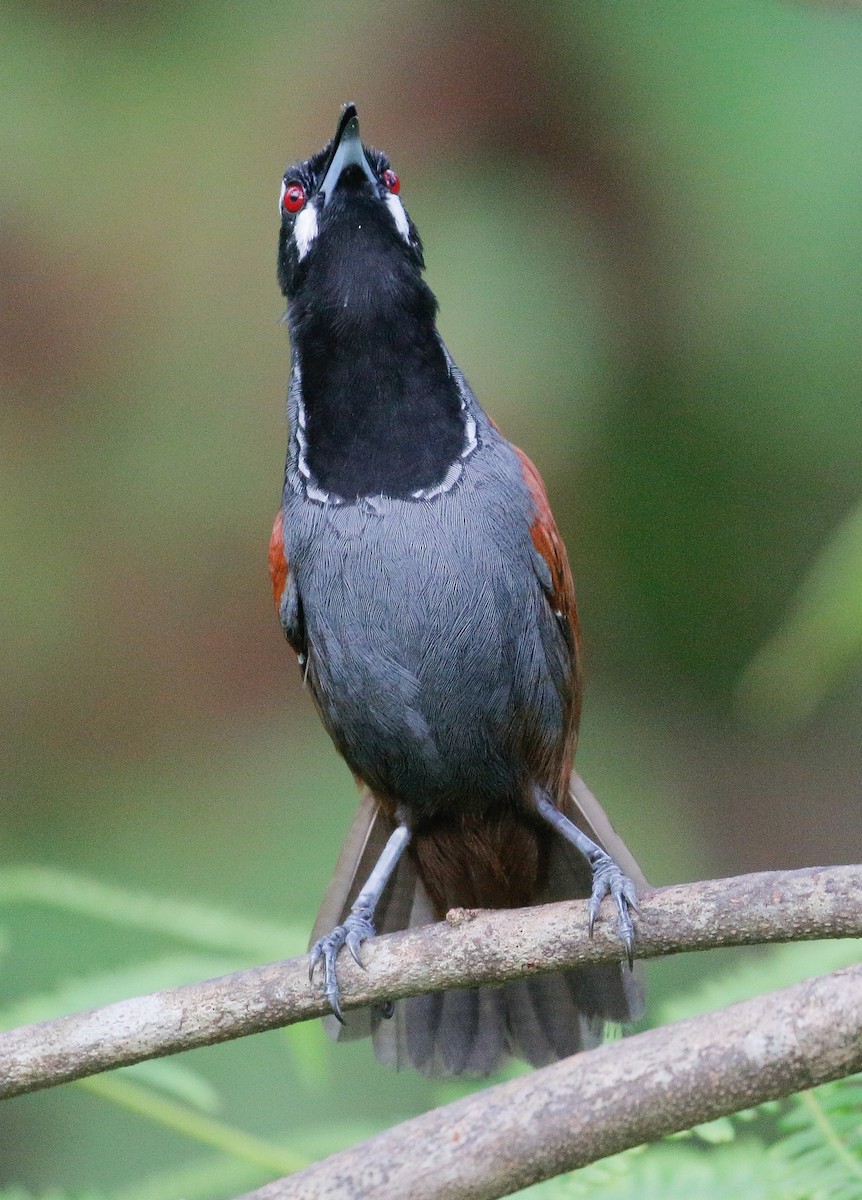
1, 0, 861, 1194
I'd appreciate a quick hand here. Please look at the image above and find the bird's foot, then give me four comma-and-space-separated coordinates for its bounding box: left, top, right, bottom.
308, 907, 376, 1023
586, 850, 639, 968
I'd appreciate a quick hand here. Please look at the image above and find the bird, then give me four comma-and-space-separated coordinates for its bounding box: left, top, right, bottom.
269, 103, 645, 1076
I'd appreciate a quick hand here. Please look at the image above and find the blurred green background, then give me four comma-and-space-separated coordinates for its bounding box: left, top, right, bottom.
2, 0, 862, 1194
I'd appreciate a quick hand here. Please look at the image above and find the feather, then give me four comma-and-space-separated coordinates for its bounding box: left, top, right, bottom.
311, 775, 644, 1074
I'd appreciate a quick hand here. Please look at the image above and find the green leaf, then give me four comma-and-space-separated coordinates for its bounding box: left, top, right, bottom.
79, 1074, 305, 1176
278, 1018, 329, 1092
671, 1116, 737, 1144
109, 1123, 390, 1200
517, 1139, 792, 1198
0, 865, 306, 959
0, 1192, 104, 1200
771, 1079, 862, 1198
110, 1154, 270, 1200
119, 1059, 222, 1115
738, 497, 862, 729
660, 939, 862, 1024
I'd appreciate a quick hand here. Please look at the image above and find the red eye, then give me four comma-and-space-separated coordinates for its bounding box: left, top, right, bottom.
282, 183, 306, 213
383, 169, 400, 195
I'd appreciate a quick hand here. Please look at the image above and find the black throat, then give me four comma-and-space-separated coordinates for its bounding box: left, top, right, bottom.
287, 208, 466, 501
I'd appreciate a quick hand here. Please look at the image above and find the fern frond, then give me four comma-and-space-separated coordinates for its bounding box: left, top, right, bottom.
771, 1076, 862, 1199
517, 1139, 797, 1198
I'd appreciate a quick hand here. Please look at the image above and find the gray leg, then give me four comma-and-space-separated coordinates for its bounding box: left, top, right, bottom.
309, 822, 411, 1022
534, 789, 639, 967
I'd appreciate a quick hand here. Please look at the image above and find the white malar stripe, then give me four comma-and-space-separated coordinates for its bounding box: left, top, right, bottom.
462, 412, 478, 458
385, 193, 411, 242
294, 204, 319, 261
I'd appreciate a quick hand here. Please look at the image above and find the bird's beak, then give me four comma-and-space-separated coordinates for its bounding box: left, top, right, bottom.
319, 103, 378, 206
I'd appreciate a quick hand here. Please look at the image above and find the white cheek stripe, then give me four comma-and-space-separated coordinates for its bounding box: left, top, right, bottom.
386, 192, 411, 242
294, 204, 319, 261
284, 191, 405, 262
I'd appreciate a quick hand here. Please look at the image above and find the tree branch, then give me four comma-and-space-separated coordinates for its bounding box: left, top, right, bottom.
238, 962, 862, 1200
0, 864, 859, 1102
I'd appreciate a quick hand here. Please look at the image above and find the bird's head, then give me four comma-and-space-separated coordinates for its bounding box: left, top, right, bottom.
277, 104, 425, 311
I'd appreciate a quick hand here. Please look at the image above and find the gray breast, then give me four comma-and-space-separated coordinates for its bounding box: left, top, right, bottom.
282, 429, 568, 818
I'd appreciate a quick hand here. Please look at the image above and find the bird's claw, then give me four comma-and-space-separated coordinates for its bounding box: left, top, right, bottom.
308, 910, 376, 1022
587, 852, 639, 969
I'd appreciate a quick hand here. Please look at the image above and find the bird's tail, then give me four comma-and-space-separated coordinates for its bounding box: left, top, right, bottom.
309, 776, 645, 1077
